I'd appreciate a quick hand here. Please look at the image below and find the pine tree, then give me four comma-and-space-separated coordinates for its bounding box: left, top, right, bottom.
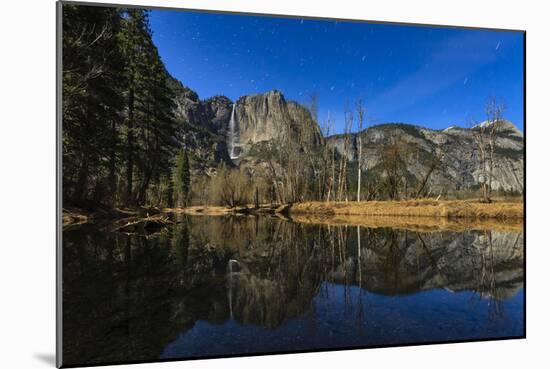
118, 8, 177, 205
182, 151, 191, 206
63, 6, 178, 207
62, 5, 125, 205
174, 150, 191, 207
119, 9, 151, 203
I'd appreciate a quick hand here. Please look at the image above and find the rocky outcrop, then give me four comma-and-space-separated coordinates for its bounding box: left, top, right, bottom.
233, 90, 323, 158
168, 74, 523, 193
203, 95, 233, 134
327, 121, 524, 194
337, 229, 524, 299
168, 77, 232, 173
169, 83, 323, 173
169, 78, 208, 128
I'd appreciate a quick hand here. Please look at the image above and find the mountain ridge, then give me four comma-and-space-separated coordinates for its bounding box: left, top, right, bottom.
168, 78, 524, 195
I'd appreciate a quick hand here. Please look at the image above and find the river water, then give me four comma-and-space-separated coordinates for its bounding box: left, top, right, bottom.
62, 215, 524, 366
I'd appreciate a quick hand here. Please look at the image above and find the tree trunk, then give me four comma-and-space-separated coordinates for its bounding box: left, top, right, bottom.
109, 120, 117, 204
357, 135, 362, 202
126, 85, 135, 204
488, 138, 495, 200
74, 154, 89, 203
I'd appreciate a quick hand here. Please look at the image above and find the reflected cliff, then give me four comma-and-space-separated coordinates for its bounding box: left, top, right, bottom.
62, 216, 524, 366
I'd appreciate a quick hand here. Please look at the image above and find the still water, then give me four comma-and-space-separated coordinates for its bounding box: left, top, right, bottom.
62, 215, 524, 366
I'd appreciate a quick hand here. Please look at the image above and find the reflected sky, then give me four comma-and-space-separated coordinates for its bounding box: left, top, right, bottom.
162, 283, 524, 359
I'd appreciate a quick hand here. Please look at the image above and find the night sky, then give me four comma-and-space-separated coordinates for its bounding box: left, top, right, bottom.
149, 9, 524, 134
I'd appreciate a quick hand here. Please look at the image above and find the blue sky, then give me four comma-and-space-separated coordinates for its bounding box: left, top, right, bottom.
149, 9, 524, 134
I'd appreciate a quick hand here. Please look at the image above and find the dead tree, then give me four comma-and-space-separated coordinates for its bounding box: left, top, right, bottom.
415, 146, 445, 198
472, 97, 506, 203
355, 99, 365, 202
379, 138, 408, 200
322, 111, 335, 202
486, 98, 505, 199
337, 109, 353, 201
473, 120, 490, 202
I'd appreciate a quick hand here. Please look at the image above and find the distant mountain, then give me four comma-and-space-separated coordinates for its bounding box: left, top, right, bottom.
327, 121, 524, 194
168, 77, 524, 194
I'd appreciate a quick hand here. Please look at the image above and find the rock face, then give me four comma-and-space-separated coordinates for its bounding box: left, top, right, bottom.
189, 217, 523, 325
346, 229, 524, 298
170, 78, 208, 128
203, 95, 233, 134
233, 90, 323, 158
168, 78, 232, 173
168, 75, 523, 193
327, 121, 524, 194
169, 82, 322, 173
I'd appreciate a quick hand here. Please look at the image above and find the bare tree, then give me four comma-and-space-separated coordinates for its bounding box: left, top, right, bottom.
322, 111, 338, 202
303, 93, 325, 201
265, 107, 315, 204
337, 108, 353, 201
379, 138, 409, 200
355, 99, 365, 202
472, 119, 490, 202
320, 111, 334, 202
192, 174, 210, 206
211, 165, 251, 207
472, 97, 506, 203
414, 145, 445, 198
382, 144, 401, 200
486, 98, 506, 200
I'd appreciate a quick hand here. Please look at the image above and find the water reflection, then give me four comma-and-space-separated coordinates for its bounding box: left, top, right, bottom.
62, 216, 524, 366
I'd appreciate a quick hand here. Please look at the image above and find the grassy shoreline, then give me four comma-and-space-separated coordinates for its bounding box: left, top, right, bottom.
289, 213, 523, 232
62, 199, 523, 233
287, 199, 523, 232
288, 199, 523, 220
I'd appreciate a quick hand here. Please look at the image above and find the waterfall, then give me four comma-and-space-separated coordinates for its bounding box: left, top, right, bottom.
227, 259, 239, 319
228, 104, 239, 159
228, 259, 239, 273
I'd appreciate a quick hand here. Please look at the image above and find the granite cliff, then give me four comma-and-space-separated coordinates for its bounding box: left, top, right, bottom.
168, 77, 524, 194
327, 121, 524, 194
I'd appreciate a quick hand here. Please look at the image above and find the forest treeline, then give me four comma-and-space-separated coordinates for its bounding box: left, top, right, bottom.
63, 5, 518, 211
61, 5, 385, 209
63, 5, 183, 207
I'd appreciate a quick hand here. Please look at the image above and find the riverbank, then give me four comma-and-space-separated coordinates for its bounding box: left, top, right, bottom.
289, 213, 523, 232
62, 203, 283, 228
288, 199, 523, 220
62, 198, 523, 233
163, 204, 285, 216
